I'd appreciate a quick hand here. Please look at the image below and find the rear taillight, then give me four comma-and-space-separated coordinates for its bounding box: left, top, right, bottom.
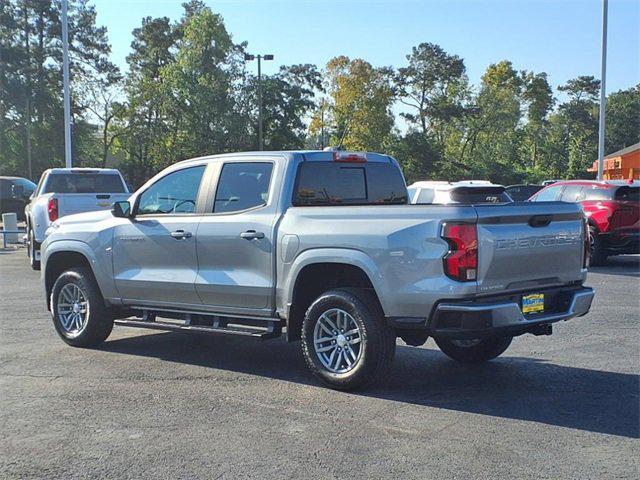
582, 217, 590, 268
48, 198, 59, 222
441, 223, 478, 281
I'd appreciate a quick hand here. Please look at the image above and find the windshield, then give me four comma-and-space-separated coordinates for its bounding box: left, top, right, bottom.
44, 173, 126, 194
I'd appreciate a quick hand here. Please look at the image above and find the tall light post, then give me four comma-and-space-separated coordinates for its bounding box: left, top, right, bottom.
61, 0, 72, 167
597, 0, 608, 180
245, 53, 274, 150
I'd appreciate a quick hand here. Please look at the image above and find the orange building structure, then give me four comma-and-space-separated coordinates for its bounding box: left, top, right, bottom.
588, 142, 640, 180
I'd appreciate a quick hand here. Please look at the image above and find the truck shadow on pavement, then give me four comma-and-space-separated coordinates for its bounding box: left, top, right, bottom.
588, 255, 640, 277
99, 333, 639, 439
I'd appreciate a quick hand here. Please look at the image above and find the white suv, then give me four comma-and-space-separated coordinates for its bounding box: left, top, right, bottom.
407, 180, 512, 205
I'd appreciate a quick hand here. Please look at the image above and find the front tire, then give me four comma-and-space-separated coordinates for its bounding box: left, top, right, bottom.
435, 336, 512, 364
301, 289, 396, 391
588, 226, 608, 266
50, 267, 113, 347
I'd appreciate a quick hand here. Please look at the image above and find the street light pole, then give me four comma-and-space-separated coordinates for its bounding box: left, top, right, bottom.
257, 55, 263, 151
61, 0, 72, 168
597, 0, 608, 181
245, 53, 274, 151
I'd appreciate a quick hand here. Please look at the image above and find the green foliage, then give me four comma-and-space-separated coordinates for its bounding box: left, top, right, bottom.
1, 3, 639, 189
606, 84, 640, 153
0, 0, 117, 179
320, 56, 396, 152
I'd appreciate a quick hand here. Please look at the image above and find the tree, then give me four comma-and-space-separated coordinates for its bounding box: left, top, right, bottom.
396, 43, 467, 140
320, 56, 395, 152
244, 64, 322, 150
159, 5, 242, 160
557, 75, 600, 178
606, 84, 640, 153
521, 71, 553, 169
0, 0, 117, 178
394, 42, 470, 181
112, 15, 179, 186
459, 61, 525, 183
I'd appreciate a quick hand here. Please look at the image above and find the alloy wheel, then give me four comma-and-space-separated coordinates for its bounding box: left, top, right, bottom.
57, 283, 89, 335
313, 308, 363, 374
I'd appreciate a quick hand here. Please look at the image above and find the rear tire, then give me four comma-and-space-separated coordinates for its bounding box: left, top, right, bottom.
301, 288, 395, 391
28, 229, 40, 270
588, 226, 608, 266
435, 336, 512, 364
50, 267, 113, 347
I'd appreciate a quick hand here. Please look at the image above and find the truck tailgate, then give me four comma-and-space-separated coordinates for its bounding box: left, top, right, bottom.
474, 202, 586, 294
58, 193, 129, 217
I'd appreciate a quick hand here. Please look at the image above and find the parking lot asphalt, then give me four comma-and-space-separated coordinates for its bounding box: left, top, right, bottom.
0, 247, 638, 479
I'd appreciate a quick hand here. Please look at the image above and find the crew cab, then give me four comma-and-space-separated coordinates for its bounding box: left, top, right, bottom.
25, 168, 129, 269
530, 180, 639, 265
40, 151, 594, 390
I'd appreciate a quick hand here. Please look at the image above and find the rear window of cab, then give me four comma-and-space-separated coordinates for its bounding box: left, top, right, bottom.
293, 161, 408, 206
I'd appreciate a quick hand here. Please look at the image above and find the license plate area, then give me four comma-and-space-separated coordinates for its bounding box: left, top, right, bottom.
522, 293, 544, 315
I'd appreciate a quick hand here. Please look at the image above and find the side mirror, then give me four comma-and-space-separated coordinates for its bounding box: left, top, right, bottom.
112, 200, 132, 218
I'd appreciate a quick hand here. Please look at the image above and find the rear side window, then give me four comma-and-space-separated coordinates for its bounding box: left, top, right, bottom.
416, 188, 435, 204
449, 187, 510, 204
615, 186, 639, 202
214, 162, 273, 213
44, 173, 126, 194
293, 161, 407, 206
506, 185, 543, 201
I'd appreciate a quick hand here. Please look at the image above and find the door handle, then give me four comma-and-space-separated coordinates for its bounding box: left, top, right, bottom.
170, 230, 192, 240
240, 230, 265, 240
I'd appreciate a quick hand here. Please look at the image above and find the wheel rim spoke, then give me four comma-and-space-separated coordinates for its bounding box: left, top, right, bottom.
57, 283, 88, 335
313, 308, 363, 374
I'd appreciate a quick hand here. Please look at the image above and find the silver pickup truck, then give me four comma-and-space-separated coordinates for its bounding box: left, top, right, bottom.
25, 168, 130, 270
40, 151, 594, 390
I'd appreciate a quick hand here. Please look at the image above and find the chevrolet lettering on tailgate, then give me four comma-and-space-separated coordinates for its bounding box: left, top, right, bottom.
497, 234, 581, 250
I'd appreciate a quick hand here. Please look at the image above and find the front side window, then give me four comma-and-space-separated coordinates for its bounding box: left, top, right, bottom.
214, 162, 273, 213
137, 166, 205, 215
533, 185, 563, 202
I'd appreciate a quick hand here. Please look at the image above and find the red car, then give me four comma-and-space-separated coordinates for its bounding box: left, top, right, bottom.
530, 180, 639, 265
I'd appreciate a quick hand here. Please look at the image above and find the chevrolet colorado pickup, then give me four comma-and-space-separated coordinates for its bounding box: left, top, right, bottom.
40, 151, 594, 390
25, 168, 130, 270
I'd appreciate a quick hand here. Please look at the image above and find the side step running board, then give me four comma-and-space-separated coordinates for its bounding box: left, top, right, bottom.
114, 314, 283, 340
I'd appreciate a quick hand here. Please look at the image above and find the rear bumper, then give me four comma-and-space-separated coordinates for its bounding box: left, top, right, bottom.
602, 230, 640, 254
429, 286, 594, 339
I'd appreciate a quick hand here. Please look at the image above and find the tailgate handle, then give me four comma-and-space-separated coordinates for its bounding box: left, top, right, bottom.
96, 194, 111, 199
529, 215, 552, 228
